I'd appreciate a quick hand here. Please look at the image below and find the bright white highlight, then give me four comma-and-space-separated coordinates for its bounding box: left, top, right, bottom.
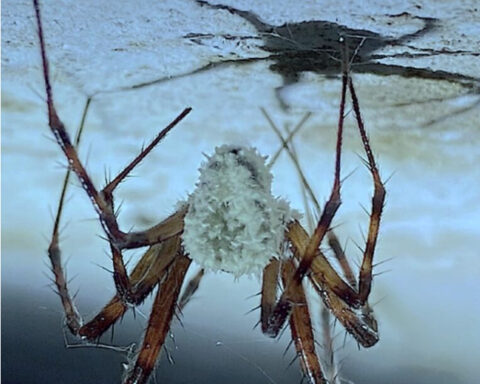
182, 145, 297, 276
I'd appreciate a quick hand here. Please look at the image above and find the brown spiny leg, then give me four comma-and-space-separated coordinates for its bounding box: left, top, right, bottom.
124, 254, 191, 384
347, 77, 386, 304
264, 39, 386, 338
47, 96, 92, 335
288, 221, 378, 347
262, 59, 349, 337
79, 237, 180, 340
33, 0, 191, 306
49, 193, 180, 340
265, 107, 359, 296
274, 121, 343, 381
265, 105, 361, 303
287, 221, 359, 307
120, 207, 187, 250
260, 259, 326, 383
282, 260, 326, 384
44, 94, 181, 339
265, 109, 362, 306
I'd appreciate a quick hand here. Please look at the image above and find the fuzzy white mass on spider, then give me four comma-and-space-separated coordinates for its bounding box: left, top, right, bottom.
182, 145, 298, 276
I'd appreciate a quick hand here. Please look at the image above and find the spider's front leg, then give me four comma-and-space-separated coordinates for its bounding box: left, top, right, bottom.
33, 0, 191, 305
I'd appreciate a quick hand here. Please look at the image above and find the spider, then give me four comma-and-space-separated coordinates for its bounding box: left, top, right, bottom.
33, 1, 385, 383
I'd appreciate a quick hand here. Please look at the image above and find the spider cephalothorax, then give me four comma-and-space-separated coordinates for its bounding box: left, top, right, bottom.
183, 145, 297, 276
34, 0, 385, 383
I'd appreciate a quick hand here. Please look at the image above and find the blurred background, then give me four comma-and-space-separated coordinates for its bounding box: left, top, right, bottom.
2, 0, 480, 383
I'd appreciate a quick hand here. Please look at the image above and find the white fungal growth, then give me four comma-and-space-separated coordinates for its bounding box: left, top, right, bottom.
182, 145, 297, 276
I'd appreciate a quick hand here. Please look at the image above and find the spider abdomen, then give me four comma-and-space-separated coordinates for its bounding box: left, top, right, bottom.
182, 145, 296, 276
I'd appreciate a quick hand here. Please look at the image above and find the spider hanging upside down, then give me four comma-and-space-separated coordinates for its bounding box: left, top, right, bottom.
34, 1, 385, 383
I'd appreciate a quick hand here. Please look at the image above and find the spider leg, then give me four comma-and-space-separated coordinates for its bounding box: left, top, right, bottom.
347, 77, 386, 304
123, 254, 191, 384
260, 260, 326, 383
287, 222, 358, 307
79, 237, 180, 340
289, 222, 378, 347
121, 206, 187, 250
262, 64, 349, 337
33, 0, 191, 306
266, 104, 360, 303
264, 45, 384, 343
102, 111, 191, 198
282, 260, 326, 384
272, 105, 378, 347
284, 76, 381, 346
48, 236, 83, 334
293, 56, 347, 287
47, 95, 93, 335
46, 101, 180, 338
50, 222, 179, 340
266, 111, 360, 306
266, 107, 359, 297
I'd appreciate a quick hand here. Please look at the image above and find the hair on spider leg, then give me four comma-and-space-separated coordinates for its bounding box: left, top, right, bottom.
370, 295, 388, 309
372, 269, 392, 278
244, 304, 262, 316
286, 350, 302, 370
276, 318, 292, 341
65, 271, 80, 288
92, 261, 114, 276
282, 337, 295, 357
245, 290, 263, 300
172, 309, 185, 329
371, 254, 395, 269
252, 319, 262, 331
103, 165, 112, 189
42, 273, 61, 293
70, 288, 83, 305
163, 343, 175, 365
